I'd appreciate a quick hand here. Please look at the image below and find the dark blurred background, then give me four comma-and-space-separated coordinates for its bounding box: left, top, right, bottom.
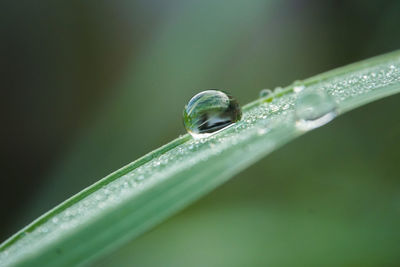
2, 0, 400, 265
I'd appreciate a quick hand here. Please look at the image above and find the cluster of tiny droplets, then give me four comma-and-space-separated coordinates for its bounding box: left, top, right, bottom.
319, 61, 400, 102
2, 58, 400, 265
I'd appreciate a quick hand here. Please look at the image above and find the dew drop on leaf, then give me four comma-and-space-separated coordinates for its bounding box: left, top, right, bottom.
274, 86, 283, 94
259, 88, 272, 98
183, 90, 242, 139
293, 85, 305, 93
292, 80, 306, 93
295, 88, 337, 131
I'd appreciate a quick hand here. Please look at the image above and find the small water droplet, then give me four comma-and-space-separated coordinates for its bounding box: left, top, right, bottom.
259, 88, 272, 98
257, 128, 268, 135
293, 85, 305, 93
183, 90, 242, 138
295, 88, 337, 131
274, 86, 283, 94
39, 227, 48, 233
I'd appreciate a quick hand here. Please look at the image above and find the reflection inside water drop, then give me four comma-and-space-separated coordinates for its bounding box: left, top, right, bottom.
295, 88, 337, 131
183, 90, 242, 139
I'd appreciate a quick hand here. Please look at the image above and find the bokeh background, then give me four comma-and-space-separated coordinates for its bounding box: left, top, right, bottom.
2, 0, 400, 265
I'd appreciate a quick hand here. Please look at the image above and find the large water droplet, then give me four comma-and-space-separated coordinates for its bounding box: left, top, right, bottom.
295, 88, 337, 131
183, 90, 242, 138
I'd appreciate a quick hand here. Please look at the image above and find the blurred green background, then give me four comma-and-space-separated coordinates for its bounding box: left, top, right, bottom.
2, 0, 400, 265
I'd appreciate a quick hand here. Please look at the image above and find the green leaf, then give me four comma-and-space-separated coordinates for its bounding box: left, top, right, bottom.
1, 50, 400, 267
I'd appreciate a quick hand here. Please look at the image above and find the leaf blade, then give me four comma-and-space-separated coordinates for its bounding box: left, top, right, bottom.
1, 50, 400, 267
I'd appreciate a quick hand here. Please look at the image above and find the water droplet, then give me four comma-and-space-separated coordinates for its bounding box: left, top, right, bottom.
259, 88, 272, 98
293, 85, 305, 93
257, 128, 268, 135
183, 90, 242, 138
295, 88, 337, 131
39, 227, 48, 233
274, 86, 283, 94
